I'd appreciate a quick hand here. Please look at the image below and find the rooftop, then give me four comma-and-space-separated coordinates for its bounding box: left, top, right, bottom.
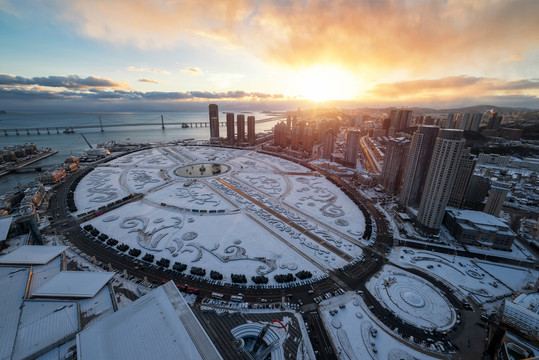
446, 208, 512, 229
76, 281, 222, 360
0, 245, 68, 265
32, 271, 114, 298
0, 215, 12, 242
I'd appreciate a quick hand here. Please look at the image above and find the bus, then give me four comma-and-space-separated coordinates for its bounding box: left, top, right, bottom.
230, 295, 244, 302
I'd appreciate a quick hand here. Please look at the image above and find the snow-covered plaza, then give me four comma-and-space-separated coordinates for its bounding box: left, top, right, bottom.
366, 265, 457, 331
74, 146, 368, 285
319, 292, 440, 360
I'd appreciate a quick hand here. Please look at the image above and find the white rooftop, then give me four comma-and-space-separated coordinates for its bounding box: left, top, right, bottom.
447, 208, 511, 229
11, 301, 79, 360
32, 271, 114, 298
0, 215, 12, 242
76, 281, 222, 360
513, 292, 539, 313
0, 245, 68, 265
0, 267, 30, 360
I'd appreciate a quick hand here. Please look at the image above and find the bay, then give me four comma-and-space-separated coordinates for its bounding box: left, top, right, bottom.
0, 110, 283, 193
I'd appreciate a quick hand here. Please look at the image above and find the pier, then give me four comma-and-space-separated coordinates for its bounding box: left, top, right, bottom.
0, 150, 58, 177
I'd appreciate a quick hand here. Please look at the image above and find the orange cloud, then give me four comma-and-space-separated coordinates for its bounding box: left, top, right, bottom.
363, 76, 539, 103
56, 0, 539, 78
182, 67, 203, 75
138, 78, 165, 85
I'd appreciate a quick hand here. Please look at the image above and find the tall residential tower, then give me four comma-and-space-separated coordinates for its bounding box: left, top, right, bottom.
416, 129, 465, 231
399, 126, 439, 208
209, 104, 219, 139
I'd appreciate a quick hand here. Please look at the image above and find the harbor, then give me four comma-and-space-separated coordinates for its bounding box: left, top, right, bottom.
0, 148, 58, 177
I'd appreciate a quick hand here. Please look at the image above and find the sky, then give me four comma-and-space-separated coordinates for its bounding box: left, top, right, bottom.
1, 0, 539, 111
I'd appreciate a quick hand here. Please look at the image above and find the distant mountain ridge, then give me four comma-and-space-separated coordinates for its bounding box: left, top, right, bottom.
351, 105, 535, 115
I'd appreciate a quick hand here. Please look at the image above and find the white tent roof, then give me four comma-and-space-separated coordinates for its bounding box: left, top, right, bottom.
0, 245, 68, 265
76, 281, 222, 360
0, 215, 12, 242
0, 267, 30, 360
32, 271, 114, 298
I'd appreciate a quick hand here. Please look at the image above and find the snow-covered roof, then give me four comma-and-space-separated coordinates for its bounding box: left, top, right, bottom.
11, 301, 79, 360
446, 208, 512, 229
79, 286, 115, 328
0, 245, 68, 265
513, 292, 539, 313
76, 281, 222, 360
0, 267, 30, 360
32, 271, 114, 298
0, 215, 12, 242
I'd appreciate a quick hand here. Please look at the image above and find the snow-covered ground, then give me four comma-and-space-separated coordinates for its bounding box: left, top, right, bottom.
319, 292, 442, 360
75, 146, 367, 285
366, 265, 456, 331
389, 247, 527, 311
74, 167, 128, 214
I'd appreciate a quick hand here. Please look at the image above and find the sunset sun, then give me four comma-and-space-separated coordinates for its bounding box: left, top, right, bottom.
293, 65, 360, 102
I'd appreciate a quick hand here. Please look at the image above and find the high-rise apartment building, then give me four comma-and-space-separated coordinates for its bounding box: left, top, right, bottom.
237, 114, 245, 143
487, 112, 503, 130
381, 138, 410, 194
470, 112, 483, 132
247, 116, 255, 145
304, 126, 314, 153
458, 113, 472, 131
323, 129, 335, 160
416, 129, 465, 231
291, 126, 300, 150
446, 113, 456, 129
399, 126, 440, 208
209, 104, 219, 139
273, 121, 287, 148
448, 149, 477, 208
464, 175, 491, 210
484, 186, 509, 217
344, 131, 361, 168
226, 112, 235, 144
389, 110, 413, 130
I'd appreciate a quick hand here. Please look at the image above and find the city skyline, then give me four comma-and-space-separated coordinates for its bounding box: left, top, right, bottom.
1, 0, 539, 110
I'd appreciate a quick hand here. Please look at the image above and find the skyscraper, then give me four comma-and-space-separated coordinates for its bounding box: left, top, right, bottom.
399, 125, 440, 208
323, 129, 335, 160
464, 175, 491, 210
448, 149, 477, 208
303, 126, 314, 153
291, 126, 300, 150
389, 109, 413, 130
487, 112, 502, 130
484, 186, 509, 217
247, 116, 255, 146
417, 129, 465, 231
344, 131, 361, 168
446, 113, 456, 129
226, 112, 235, 144
470, 112, 483, 132
209, 104, 219, 138
237, 114, 245, 143
381, 138, 410, 194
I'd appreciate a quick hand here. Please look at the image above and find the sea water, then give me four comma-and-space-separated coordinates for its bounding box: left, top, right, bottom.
0, 110, 283, 193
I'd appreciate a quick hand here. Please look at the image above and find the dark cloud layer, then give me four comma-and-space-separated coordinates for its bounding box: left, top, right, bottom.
0, 74, 121, 89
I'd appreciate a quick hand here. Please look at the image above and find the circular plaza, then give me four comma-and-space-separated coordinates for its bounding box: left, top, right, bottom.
366, 265, 457, 331
73, 146, 368, 286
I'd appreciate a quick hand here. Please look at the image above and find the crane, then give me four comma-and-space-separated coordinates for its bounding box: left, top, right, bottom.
81, 133, 93, 149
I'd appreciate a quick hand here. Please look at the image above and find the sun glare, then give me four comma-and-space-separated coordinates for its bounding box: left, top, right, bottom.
294, 65, 360, 101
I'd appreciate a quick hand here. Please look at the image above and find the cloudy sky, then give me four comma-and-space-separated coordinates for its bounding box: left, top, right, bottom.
1, 0, 539, 110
